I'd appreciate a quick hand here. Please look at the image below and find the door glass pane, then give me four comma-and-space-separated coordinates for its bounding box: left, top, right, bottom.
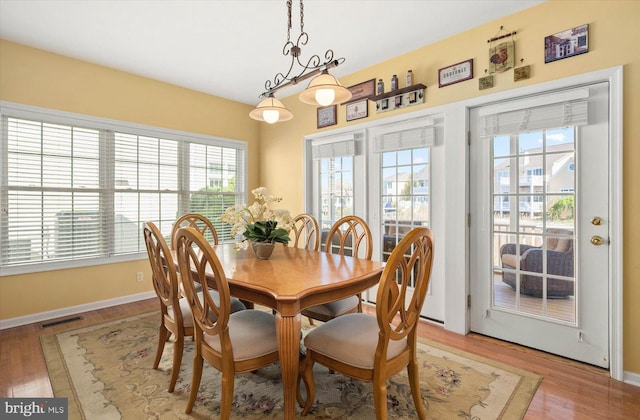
492, 130, 576, 324
319, 156, 354, 248
381, 147, 429, 262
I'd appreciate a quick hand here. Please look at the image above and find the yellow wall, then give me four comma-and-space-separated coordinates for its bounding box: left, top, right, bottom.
0, 40, 261, 318
259, 1, 640, 373
0, 0, 638, 374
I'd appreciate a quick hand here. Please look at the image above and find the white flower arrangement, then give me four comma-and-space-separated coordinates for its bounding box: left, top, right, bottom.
221, 187, 293, 250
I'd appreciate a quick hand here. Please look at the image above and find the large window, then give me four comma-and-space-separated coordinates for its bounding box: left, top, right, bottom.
0, 103, 246, 274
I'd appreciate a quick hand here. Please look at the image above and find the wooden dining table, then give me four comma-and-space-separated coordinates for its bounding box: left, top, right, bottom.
174, 242, 385, 419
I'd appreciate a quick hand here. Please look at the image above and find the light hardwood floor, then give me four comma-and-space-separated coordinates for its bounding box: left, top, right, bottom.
1, 298, 639, 418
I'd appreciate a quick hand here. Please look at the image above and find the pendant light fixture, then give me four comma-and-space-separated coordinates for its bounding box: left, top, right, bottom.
298, 70, 352, 106
249, 0, 351, 123
249, 94, 294, 124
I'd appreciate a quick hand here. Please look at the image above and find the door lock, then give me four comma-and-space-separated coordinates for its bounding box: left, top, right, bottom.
590, 235, 605, 246
591, 216, 603, 226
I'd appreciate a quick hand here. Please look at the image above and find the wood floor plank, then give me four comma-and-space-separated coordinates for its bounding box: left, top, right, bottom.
1, 298, 638, 418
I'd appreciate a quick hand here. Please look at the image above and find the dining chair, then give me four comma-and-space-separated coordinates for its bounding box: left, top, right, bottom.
171, 212, 257, 309
174, 227, 280, 417
290, 213, 320, 251
170, 213, 219, 250
301, 215, 373, 323
298, 227, 434, 419
143, 222, 245, 393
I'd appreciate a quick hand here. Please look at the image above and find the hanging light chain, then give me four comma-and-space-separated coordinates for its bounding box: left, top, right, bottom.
299, 0, 304, 33
286, 0, 292, 43
259, 0, 345, 99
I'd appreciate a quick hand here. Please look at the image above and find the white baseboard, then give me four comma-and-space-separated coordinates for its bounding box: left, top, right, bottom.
624, 370, 640, 387
0, 291, 156, 330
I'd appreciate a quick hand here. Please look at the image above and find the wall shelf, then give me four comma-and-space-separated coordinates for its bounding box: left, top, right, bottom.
370, 84, 426, 113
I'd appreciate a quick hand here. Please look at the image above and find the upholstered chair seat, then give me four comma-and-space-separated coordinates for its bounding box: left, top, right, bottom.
168, 292, 246, 327
203, 310, 278, 361
303, 313, 407, 369
301, 295, 361, 321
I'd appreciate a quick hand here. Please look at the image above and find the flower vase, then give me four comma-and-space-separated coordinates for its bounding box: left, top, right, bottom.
250, 241, 275, 260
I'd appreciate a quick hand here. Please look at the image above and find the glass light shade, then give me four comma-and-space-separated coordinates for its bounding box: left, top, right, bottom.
299, 71, 352, 106
249, 96, 293, 123
315, 88, 335, 106
262, 110, 280, 124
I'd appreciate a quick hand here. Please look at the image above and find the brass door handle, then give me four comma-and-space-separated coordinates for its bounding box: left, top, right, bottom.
591, 217, 603, 226
590, 235, 605, 246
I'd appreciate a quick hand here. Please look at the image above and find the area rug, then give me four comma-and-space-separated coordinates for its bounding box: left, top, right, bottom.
41, 312, 541, 419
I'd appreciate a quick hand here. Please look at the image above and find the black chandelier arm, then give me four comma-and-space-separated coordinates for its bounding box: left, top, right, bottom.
262, 41, 342, 95
293, 32, 309, 54
259, 56, 345, 99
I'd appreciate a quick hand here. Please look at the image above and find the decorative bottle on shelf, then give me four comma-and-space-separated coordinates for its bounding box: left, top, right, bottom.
391, 74, 399, 91
377, 78, 384, 95
406, 70, 414, 87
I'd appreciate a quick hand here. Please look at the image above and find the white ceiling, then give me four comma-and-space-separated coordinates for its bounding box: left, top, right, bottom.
0, 0, 544, 105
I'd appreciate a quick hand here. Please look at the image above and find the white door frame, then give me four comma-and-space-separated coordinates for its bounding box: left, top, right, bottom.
454, 66, 623, 380
302, 66, 623, 381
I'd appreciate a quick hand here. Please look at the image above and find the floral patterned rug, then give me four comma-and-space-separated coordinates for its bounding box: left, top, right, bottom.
41, 312, 541, 419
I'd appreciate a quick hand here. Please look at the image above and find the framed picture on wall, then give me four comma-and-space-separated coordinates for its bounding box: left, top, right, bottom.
438, 59, 474, 87
317, 105, 337, 129
544, 24, 589, 63
345, 79, 376, 103
346, 100, 368, 122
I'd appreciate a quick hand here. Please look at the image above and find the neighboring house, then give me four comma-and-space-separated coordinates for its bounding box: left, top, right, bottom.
493, 143, 574, 217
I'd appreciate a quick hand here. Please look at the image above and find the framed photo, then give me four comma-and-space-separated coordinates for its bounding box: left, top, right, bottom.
545, 24, 589, 63
345, 79, 375, 103
317, 105, 337, 129
479, 75, 494, 90
438, 59, 473, 88
489, 41, 514, 73
514, 65, 531, 82
346, 100, 368, 122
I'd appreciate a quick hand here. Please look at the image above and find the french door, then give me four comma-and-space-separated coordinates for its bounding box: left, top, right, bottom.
469, 82, 610, 367
307, 118, 444, 322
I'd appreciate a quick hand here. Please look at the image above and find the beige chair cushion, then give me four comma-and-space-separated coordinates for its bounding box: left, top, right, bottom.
167, 291, 203, 327
553, 238, 572, 253
204, 310, 278, 361
501, 253, 519, 268
303, 296, 359, 319
304, 313, 407, 370
545, 228, 573, 252
168, 291, 245, 327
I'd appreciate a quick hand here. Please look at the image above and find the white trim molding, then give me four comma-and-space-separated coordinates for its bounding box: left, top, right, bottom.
0, 291, 156, 330
624, 371, 640, 388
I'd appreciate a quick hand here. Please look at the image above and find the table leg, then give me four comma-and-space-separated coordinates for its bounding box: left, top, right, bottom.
275, 312, 301, 420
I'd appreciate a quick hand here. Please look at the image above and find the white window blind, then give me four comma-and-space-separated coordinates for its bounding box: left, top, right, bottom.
374, 126, 435, 153
311, 133, 355, 159
480, 88, 590, 137
0, 104, 247, 274
3, 118, 105, 264
187, 143, 243, 240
